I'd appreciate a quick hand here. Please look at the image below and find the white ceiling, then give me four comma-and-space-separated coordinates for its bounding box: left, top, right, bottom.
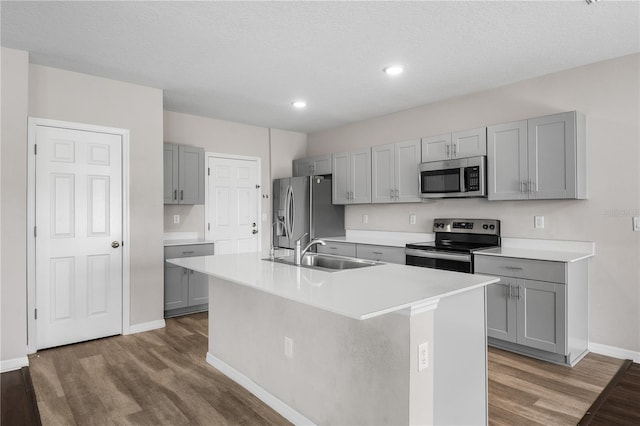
2, 1, 639, 133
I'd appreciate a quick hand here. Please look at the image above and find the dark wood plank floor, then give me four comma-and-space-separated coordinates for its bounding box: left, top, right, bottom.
25, 312, 629, 425
579, 360, 640, 425
1, 367, 42, 426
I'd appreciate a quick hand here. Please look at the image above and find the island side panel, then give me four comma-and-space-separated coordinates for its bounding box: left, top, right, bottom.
208, 276, 412, 425
433, 286, 488, 425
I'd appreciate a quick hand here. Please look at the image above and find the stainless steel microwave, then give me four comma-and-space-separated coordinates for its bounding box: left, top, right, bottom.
419, 156, 487, 198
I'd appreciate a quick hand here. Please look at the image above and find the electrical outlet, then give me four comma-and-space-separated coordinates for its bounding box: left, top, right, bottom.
173, 214, 180, 224
633, 217, 640, 232
284, 337, 294, 359
362, 214, 368, 224
418, 341, 429, 371
410, 214, 417, 225
534, 215, 544, 229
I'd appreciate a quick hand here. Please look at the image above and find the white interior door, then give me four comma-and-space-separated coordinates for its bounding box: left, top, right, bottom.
35, 125, 123, 349
206, 155, 260, 254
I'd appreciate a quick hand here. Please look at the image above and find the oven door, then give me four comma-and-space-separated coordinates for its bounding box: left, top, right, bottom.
405, 248, 472, 273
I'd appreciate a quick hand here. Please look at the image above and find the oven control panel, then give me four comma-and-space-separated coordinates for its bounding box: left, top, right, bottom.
433, 218, 500, 235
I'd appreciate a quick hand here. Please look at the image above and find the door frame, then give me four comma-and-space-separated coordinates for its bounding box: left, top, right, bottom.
204, 152, 262, 251
26, 117, 131, 353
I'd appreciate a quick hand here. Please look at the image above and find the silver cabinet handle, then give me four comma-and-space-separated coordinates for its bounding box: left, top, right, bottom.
328, 247, 337, 250
446, 145, 450, 157
174, 189, 177, 200
372, 251, 383, 255
180, 189, 184, 200
530, 180, 536, 193
452, 144, 457, 157
181, 250, 195, 255
503, 266, 523, 270
520, 181, 525, 193
508, 284, 513, 299
390, 189, 394, 199
395, 189, 399, 198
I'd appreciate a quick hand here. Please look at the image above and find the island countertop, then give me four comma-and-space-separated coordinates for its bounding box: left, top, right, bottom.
167, 252, 499, 320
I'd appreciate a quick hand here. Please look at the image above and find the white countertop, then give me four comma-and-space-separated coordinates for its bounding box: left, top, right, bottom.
167, 252, 498, 320
321, 230, 433, 248
475, 247, 593, 263
163, 231, 212, 247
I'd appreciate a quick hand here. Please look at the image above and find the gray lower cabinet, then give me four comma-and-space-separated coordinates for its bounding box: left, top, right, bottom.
475, 254, 587, 366
356, 244, 405, 264
164, 243, 214, 317
316, 241, 356, 257
164, 143, 205, 205
316, 241, 405, 264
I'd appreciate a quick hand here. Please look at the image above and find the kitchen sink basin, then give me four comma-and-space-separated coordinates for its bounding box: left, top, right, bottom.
265, 253, 380, 272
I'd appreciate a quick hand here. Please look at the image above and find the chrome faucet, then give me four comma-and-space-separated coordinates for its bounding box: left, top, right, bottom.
294, 233, 327, 265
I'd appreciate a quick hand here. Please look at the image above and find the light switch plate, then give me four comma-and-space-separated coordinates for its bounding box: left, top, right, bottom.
362, 214, 368, 224
173, 214, 180, 224
534, 216, 544, 229
284, 337, 294, 359
410, 214, 417, 225
633, 217, 640, 232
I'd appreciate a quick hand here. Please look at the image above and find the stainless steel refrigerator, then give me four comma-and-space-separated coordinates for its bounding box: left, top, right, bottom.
273, 175, 345, 249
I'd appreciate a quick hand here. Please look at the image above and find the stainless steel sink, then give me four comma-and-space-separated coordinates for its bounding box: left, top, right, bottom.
265, 253, 380, 272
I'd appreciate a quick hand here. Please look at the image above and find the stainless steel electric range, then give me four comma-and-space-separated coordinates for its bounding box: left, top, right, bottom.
405, 218, 501, 273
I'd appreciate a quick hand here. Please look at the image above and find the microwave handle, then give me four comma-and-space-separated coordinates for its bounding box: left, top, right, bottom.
460, 168, 466, 193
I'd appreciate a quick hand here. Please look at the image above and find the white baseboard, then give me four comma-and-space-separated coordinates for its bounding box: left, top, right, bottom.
206, 352, 315, 426
127, 319, 166, 335
1, 356, 29, 373
589, 342, 640, 363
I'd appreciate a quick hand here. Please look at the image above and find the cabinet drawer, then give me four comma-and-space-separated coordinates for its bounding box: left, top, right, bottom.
475, 255, 566, 284
356, 244, 405, 264
316, 242, 356, 257
164, 243, 215, 259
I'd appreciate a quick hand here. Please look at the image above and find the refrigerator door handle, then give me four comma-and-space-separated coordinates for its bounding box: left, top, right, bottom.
289, 186, 296, 238
284, 185, 291, 239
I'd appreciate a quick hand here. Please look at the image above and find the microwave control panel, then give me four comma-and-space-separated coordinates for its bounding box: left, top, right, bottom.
465, 166, 480, 191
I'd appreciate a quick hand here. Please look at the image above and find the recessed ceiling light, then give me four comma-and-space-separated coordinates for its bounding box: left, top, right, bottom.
383, 65, 405, 76
291, 100, 307, 109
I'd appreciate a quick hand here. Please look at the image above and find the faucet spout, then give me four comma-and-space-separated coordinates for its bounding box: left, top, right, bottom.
296, 239, 326, 265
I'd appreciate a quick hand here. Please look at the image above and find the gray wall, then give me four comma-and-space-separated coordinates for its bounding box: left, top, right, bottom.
307, 54, 640, 354
162, 110, 307, 253
1, 47, 29, 365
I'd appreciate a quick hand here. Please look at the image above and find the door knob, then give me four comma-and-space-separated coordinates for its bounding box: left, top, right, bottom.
252, 222, 257, 227
252, 229, 258, 234
111, 241, 120, 248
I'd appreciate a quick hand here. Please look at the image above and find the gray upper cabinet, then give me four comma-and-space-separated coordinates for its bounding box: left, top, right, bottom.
293, 154, 332, 176
164, 143, 205, 205
332, 149, 371, 204
487, 111, 587, 201
371, 139, 421, 203
421, 128, 486, 162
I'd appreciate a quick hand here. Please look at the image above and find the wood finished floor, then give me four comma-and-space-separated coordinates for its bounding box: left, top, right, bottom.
28, 312, 626, 426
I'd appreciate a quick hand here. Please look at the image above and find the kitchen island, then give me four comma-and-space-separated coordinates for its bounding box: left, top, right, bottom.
168, 252, 499, 425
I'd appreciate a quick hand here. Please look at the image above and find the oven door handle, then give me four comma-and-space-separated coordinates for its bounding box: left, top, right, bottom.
405, 249, 472, 263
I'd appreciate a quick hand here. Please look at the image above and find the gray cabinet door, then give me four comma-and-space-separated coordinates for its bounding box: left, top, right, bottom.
312, 155, 332, 175
164, 144, 179, 204
516, 280, 566, 354
350, 149, 371, 204
487, 120, 528, 200
293, 158, 312, 177
164, 264, 188, 310
527, 111, 576, 200
395, 139, 421, 203
452, 127, 487, 159
187, 270, 209, 306
179, 145, 205, 204
332, 152, 350, 204
371, 143, 394, 203
486, 278, 517, 342
421, 133, 451, 162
